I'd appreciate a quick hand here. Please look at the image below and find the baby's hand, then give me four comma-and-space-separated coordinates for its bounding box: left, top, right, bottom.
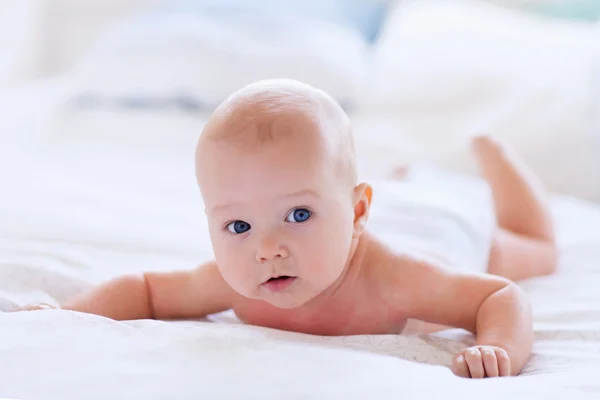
12, 303, 58, 312
452, 345, 511, 378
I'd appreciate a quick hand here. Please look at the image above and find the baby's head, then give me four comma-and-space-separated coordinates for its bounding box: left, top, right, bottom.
195, 79, 372, 308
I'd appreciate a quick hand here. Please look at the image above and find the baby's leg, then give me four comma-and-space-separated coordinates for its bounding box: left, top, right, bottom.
472, 135, 557, 281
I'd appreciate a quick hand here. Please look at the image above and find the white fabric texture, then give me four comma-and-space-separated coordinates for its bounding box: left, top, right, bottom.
370, 168, 494, 273
1, 100, 600, 397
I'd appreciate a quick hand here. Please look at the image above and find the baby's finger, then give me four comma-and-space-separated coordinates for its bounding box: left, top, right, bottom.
465, 348, 485, 379
495, 349, 512, 376
481, 348, 499, 377
451, 354, 471, 378
12, 306, 38, 312
13, 303, 56, 312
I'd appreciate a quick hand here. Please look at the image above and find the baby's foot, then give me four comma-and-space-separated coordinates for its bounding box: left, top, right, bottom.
470, 134, 509, 166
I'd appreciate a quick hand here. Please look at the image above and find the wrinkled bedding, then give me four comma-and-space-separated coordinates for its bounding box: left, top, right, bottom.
1, 120, 600, 398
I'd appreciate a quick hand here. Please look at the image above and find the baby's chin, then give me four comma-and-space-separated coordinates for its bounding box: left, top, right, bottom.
256, 282, 323, 309
258, 290, 316, 309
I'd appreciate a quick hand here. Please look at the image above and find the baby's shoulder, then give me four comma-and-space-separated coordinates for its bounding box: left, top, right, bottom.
360, 231, 450, 286
361, 230, 418, 262
357, 233, 440, 318
360, 232, 421, 281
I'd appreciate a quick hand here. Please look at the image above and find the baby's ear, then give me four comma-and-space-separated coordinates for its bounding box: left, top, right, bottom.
352, 182, 372, 239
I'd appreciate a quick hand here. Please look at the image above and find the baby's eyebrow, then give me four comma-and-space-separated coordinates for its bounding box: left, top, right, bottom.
281, 189, 320, 199
207, 189, 319, 215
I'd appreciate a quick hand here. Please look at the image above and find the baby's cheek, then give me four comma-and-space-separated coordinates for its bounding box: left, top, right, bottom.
304, 232, 348, 277
211, 242, 251, 290
217, 261, 253, 296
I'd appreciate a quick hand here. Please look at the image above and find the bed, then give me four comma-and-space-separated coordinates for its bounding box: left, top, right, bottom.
1, 1, 600, 399
0, 86, 600, 398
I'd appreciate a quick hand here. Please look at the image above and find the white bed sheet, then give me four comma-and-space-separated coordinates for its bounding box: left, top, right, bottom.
1, 95, 600, 399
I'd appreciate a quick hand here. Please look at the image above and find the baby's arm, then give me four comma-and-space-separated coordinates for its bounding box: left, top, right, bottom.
391, 257, 533, 378
23, 262, 236, 321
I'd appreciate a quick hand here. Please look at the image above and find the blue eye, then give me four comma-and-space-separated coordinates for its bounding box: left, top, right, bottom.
227, 220, 251, 234
286, 208, 311, 223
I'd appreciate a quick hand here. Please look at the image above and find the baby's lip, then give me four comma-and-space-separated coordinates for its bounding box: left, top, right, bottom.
265, 273, 295, 280
261, 275, 297, 292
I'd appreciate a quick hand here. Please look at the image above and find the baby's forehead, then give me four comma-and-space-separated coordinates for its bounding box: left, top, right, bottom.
200, 146, 336, 211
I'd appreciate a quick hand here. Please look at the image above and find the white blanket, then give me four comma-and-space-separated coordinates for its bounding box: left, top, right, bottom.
1, 128, 600, 398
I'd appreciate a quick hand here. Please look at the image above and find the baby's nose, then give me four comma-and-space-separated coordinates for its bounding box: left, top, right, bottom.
256, 235, 289, 263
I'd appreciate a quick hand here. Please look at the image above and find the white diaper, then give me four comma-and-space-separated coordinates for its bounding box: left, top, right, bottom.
367, 165, 495, 272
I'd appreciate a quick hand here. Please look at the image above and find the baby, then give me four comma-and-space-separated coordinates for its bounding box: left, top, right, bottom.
19, 79, 556, 379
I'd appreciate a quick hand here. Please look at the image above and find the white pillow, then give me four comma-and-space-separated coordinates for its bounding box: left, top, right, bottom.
357, 0, 600, 202
67, 10, 370, 108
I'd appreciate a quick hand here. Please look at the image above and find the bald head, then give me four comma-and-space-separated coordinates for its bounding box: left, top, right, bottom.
196, 79, 357, 186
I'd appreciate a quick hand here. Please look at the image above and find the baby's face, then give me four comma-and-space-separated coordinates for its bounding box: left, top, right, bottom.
198, 132, 357, 309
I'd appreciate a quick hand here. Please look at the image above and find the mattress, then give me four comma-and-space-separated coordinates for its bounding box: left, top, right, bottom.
1, 84, 600, 398
0, 131, 600, 399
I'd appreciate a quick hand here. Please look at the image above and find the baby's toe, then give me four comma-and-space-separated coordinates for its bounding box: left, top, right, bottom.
471, 133, 507, 156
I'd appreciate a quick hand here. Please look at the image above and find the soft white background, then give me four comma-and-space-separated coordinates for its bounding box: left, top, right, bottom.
1, 1, 600, 399
1, 0, 598, 199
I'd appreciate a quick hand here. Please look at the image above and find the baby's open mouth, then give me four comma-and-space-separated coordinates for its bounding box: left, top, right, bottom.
262, 276, 296, 292
267, 275, 293, 282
